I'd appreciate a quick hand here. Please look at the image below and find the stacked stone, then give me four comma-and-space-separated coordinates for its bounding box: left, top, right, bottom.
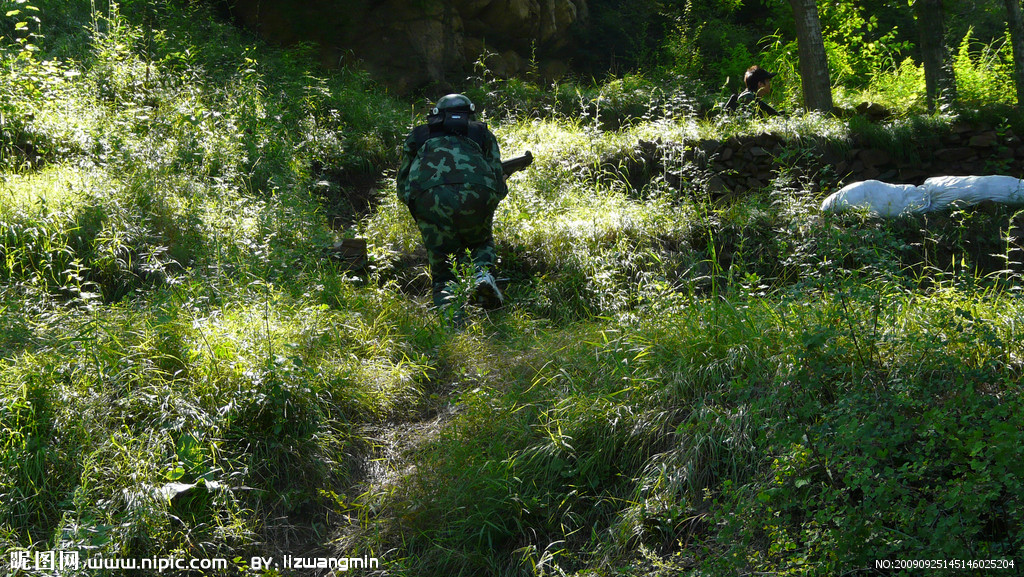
607, 123, 1024, 201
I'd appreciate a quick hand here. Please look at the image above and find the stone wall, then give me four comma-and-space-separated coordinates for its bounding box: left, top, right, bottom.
216, 0, 586, 93
615, 122, 1024, 201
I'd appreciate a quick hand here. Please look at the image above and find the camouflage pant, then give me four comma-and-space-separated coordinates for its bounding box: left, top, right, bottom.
410, 182, 500, 307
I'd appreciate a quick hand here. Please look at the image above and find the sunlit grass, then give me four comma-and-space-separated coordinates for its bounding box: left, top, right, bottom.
0, 165, 102, 212
3, 1, 1024, 575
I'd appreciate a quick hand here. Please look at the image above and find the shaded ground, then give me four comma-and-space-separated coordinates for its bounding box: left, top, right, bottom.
315, 169, 388, 230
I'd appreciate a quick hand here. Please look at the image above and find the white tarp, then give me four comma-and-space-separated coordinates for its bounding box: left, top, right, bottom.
820, 175, 1024, 217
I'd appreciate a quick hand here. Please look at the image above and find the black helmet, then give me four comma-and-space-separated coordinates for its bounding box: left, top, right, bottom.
431, 93, 475, 116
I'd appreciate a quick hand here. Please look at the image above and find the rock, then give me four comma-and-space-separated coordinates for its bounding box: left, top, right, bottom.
898, 168, 929, 183
699, 139, 721, 156
479, 0, 537, 40
754, 133, 782, 148
942, 133, 963, 145
541, 58, 570, 80
490, 49, 525, 77
222, 0, 587, 92
328, 238, 369, 270
934, 147, 976, 163
858, 148, 891, 167
540, 0, 580, 48
968, 131, 998, 148
455, 0, 498, 18
855, 101, 892, 121
707, 176, 729, 195
667, 128, 1024, 206
665, 172, 684, 190
637, 139, 660, 158
878, 169, 898, 181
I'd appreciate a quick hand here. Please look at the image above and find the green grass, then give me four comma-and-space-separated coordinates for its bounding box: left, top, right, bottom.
2, 1, 1023, 576
343, 279, 1023, 576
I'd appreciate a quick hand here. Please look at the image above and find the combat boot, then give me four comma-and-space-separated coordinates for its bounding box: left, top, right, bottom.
472, 270, 504, 309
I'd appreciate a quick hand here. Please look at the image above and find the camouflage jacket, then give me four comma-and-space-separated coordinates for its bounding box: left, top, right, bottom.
396, 122, 507, 207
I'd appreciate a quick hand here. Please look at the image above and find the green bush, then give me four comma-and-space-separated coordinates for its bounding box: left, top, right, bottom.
954, 29, 1016, 106
864, 57, 927, 112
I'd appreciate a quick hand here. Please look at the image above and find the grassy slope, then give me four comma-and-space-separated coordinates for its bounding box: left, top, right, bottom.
2, 3, 1022, 576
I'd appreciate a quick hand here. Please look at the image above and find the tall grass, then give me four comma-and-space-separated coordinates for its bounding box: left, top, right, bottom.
1, 0, 426, 570
341, 274, 1023, 575
3, 1, 1023, 576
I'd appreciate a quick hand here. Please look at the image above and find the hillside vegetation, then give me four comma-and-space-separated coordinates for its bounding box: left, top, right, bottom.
2, 2, 1022, 576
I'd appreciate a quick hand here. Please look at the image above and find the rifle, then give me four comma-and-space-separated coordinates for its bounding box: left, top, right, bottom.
501, 151, 533, 177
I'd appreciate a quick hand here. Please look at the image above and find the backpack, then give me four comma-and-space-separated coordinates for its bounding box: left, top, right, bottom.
406, 113, 499, 194
411, 111, 490, 155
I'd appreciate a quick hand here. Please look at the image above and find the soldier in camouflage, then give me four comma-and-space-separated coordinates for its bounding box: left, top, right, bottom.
396, 94, 508, 310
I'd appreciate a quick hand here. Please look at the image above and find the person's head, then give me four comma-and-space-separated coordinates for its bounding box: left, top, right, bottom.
744, 65, 777, 97
430, 93, 476, 120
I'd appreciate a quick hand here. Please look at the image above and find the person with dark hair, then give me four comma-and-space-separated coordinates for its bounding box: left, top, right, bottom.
725, 65, 783, 117
396, 94, 507, 312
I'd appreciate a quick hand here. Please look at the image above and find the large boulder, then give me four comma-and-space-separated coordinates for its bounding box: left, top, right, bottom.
218, 0, 587, 92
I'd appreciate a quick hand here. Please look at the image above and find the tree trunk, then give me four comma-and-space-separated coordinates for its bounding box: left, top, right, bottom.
1006, 0, 1024, 106
915, 0, 957, 111
788, 0, 834, 112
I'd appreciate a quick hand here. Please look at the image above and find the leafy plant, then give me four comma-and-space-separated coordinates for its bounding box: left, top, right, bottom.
953, 29, 1015, 106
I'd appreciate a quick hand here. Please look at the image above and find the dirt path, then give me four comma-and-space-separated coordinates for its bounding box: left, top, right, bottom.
325, 400, 461, 572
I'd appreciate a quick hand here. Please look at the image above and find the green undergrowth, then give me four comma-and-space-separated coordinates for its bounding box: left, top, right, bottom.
349, 282, 1023, 576
3, 1, 1023, 576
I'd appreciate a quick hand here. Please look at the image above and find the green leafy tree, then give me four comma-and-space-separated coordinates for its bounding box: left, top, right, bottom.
1006, 0, 1024, 105
817, 0, 911, 88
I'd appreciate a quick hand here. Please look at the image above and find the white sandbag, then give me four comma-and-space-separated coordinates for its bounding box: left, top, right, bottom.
821, 175, 1024, 217
820, 180, 928, 217
922, 175, 1024, 208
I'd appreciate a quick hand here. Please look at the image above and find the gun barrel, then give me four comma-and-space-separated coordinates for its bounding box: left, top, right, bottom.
501, 151, 534, 176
